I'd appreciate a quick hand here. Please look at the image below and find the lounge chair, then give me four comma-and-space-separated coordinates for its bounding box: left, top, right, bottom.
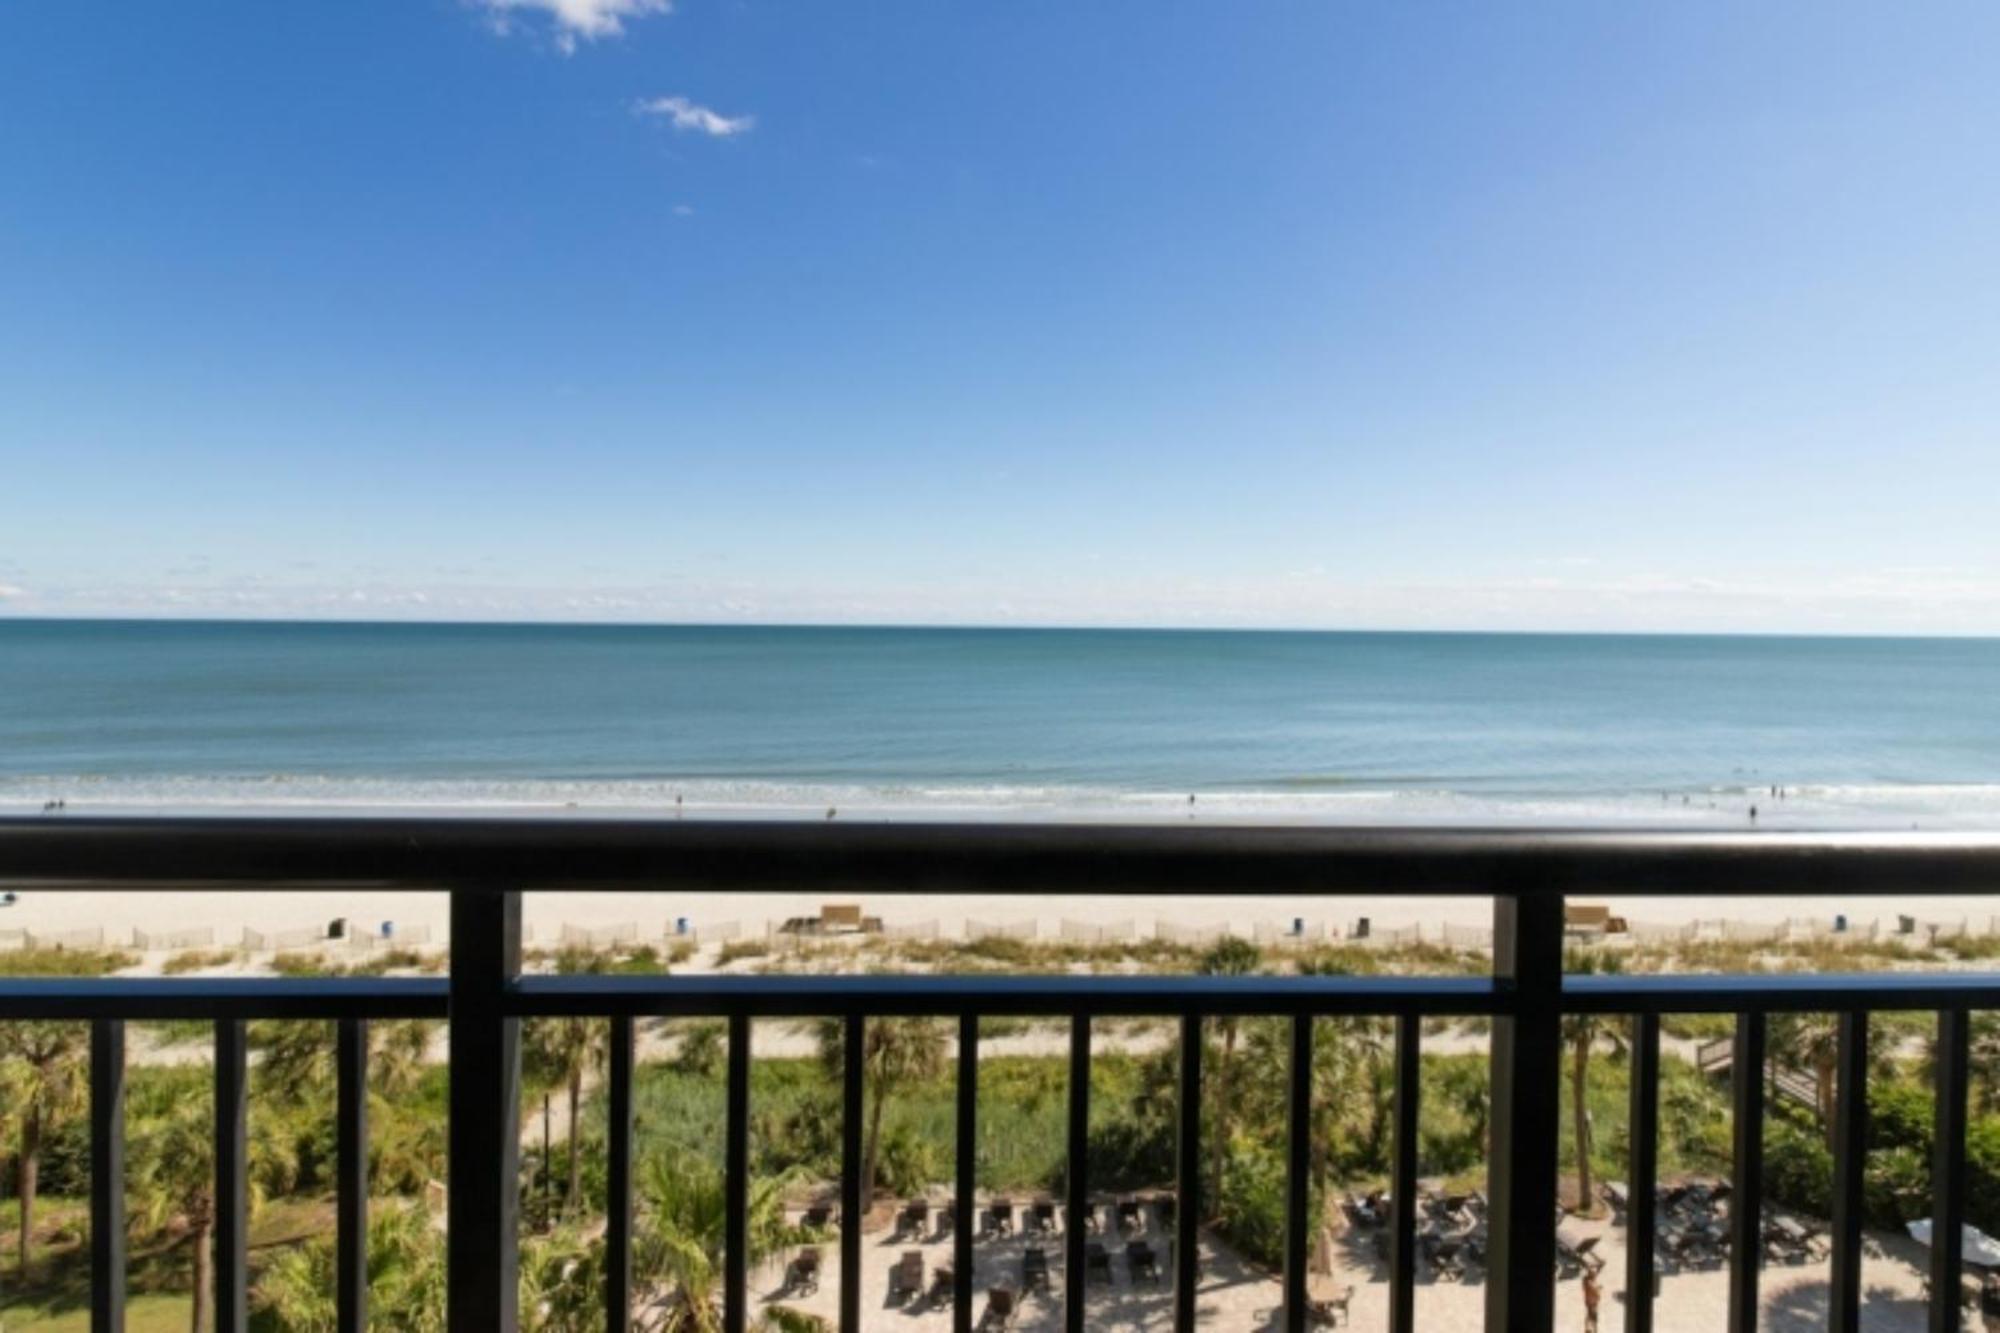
1085, 1241, 1113, 1284
977, 1287, 1018, 1332
1128, 1241, 1161, 1285
786, 1247, 822, 1296
1026, 1199, 1058, 1236
1307, 1287, 1354, 1327
891, 1250, 925, 1304
1430, 1238, 1465, 1281
927, 1265, 955, 1310
990, 1198, 1015, 1236
1117, 1197, 1144, 1234
1022, 1247, 1051, 1293
895, 1200, 929, 1240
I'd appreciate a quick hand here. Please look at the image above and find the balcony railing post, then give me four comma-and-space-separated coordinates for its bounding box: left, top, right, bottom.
1625, 1013, 1660, 1333
954, 1014, 978, 1333
447, 885, 522, 1333
1065, 1014, 1091, 1333
1173, 1012, 1203, 1333
1487, 889, 1563, 1333
337, 1017, 369, 1333
1933, 1008, 1970, 1333
215, 1019, 249, 1333
1390, 1013, 1420, 1333
606, 1014, 634, 1333
725, 1013, 750, 1333
840, 1014, 864, 1333
1282, 1014, 1314, 1333
1727, 1012, 1766, 1333
91, 1018, 126, 1333
1829, 1010, 1869, 1333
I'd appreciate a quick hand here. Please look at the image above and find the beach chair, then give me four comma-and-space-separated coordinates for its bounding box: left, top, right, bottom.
1022, 1247, 1052, 1294
1026, 1199, 1057, 1236
1600, 1182, 1629, 1226
1155, 1195, 1177, 1233
1307, 1288, 1354, 1327
927, 1265, 955, 1310
1430, 1237, 1466, 1281
1117, 1197, 1144, 1234
1127, 1241, 1161, 1285
891, 1251, 925, 1304
990, 1197, 1015, 1236
800, 1203, 834, 1231
977, 1287, 1018, 1333
895, 1200, 929, 1240
1085, 1241, 1114, 1285
936, 1200, 956, 1237
786, 1247, 822, 1296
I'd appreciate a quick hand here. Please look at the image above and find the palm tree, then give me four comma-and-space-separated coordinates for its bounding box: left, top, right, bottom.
519, 1226, 605, 1333
256, 1201, 445, 1333
633, 1151, 800, 1333
0, 1020, 88, 1276
1560, 949, 1626, 1214
523, 1016, 611, 1220
126, 1075, 223, 1333
813, 1017, 947, 1207
1196, 937, 1262, 1211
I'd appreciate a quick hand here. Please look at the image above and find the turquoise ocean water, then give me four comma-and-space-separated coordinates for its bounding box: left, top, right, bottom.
1, 620, 1996, 827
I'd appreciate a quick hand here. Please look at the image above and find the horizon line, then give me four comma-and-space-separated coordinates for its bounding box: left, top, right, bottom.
2, 612, 1998, 644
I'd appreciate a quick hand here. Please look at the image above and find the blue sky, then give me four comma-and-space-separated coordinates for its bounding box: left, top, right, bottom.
3, 1, 1997, 632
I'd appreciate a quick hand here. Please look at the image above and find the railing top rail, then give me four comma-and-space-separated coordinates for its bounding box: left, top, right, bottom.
4, 816, 2000, 894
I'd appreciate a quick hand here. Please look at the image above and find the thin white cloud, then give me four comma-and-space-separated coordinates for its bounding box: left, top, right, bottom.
673, 203, 696, 216
475, 0, 669, 53
633, 95, 755, 137
0, 584, 26, 600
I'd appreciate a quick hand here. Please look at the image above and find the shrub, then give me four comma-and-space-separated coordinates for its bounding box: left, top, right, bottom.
717, 940, 772, 967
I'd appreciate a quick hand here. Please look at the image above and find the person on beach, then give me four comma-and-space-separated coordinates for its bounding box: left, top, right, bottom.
1582, 1270, 1602, 1333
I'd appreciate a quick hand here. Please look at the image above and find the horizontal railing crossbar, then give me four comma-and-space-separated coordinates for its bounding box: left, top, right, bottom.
1563, 970, 2000, 1012
508, 972, 1500, 1016
0, 977, 447, 1019
7, 816, 2000, 894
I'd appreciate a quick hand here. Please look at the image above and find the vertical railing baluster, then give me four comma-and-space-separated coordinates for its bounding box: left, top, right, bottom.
725, 1013, 751, 1333
447, 886, 522, 1333
1933, 1008, 1970, 1333
840, 1014, 864, 1333
1282, 1014, 1313, 1333
1727, 1012, 1766, 1333
91, 1017, 126, 1333
1065, 1014, 1090, 1333
1173, 1012, 1203, 1333
954, 1014, 978, 1333
214, 1019, 249, 1333
1625, 1013, 1660, 1333
1829, 1010, 1869, 1333
606, 1015, 634, 1333
1487, 890, 1563, 1332
337, 1017, 368, 1333
1390, 1013, 1420, 1333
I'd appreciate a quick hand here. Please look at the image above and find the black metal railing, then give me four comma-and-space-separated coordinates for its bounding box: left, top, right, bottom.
4, 818, 2000, 1333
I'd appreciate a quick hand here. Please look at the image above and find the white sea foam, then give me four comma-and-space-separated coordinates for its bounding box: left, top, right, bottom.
8, 772, 2000, 828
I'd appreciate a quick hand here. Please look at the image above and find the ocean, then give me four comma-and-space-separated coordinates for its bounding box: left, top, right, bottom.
1, 619, 1997, 828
